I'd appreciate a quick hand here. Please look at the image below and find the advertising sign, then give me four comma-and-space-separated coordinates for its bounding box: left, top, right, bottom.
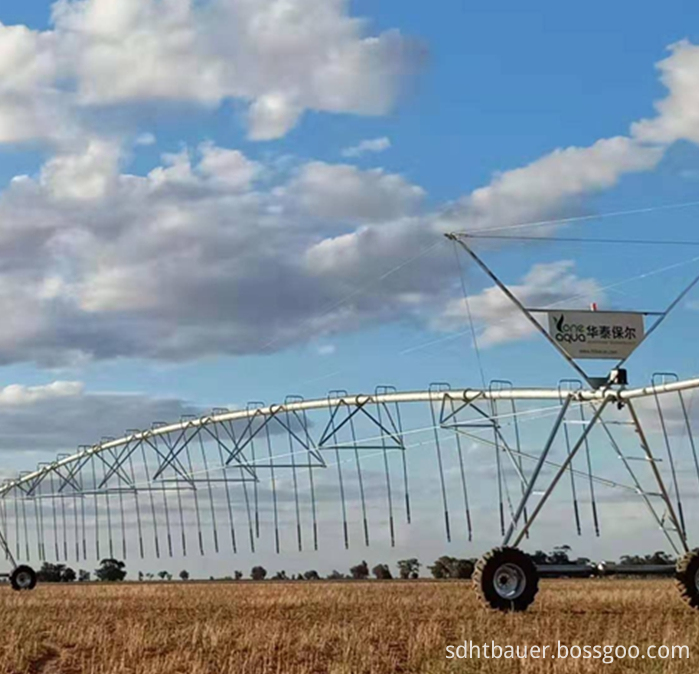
547, 311, 644, 360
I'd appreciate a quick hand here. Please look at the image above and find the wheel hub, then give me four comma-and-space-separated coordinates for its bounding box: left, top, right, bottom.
494, 563, 526, 600
14, 571, 33, 589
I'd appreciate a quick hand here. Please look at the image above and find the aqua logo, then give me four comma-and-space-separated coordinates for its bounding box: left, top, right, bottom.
553, 314, 587, 344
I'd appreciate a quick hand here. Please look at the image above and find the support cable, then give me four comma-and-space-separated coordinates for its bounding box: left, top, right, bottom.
262, 419, 280, 554
509, 397, 529, 538
376, 398, 396, 547
652, 376, 687, 537
49, 472, 59, 561
126, 445, 145, 559
452, 241, 486, 389
678, 391, 699, 491
197, 431, 218, 555
212, 421, 237, 553
0, 494, 8, 560
328, 393, 350, 550
296, 404, 319, 551
447, 397, 473, 541
349, 407, 370, 547
223, 420, 255, 553
284, 411, 303, 552
181, 428, 203, 555
152, 436, 174, 557
139, 440, 160, 559
429, 385, 451, 542
90, 457, 100, 560
579, 402, 601, 537
105, 445, 128, 561
490, 397, 506, 536
20, 488, 30, 562
559, 383, 582, 536
36, 484, 47, 561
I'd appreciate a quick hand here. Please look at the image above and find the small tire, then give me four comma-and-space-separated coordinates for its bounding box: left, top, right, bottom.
676, 550, 699, 610
10, 565, 37, 591
473, 547, 539, 612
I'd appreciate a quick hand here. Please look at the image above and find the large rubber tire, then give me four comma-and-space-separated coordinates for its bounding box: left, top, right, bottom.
10, 565, 37, 591
473, 547, 539, 612
676, 550, 699, 610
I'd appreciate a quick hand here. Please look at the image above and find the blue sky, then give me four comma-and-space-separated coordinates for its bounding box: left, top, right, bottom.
0, 0, 699, 574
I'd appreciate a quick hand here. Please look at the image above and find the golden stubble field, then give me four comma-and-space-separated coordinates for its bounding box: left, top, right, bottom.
0, 579, 696, 673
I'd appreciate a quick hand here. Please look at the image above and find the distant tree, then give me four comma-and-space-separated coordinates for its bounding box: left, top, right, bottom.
646, 551, 675, 565
294, 574, 304, 581
428, 557, 449, 579
146, 573, 155, 580
327, 570, 346, 580
234, 571, 243, 581
531, 550, 549, 565
397, 558, 421, 580
251, 566, 267, 581
531, 546, 579, 566
428, 556, 474, 579
272, 571, 288, 580
620, 551, 675, 566
158, 571, 169, 580
350, 560, 369, 580
37, 562, 66, 583
78, 569, 91, 583
451, 559, 475, 579
549, 545, 573, 565
372, 564, 392, 580
37, 563, 77, 583
304, 570, 320, 581
138, 571, 144, 582
95, 559, 126, 582
179, 570, 190, 581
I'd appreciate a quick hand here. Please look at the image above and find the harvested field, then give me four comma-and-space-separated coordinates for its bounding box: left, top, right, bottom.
0, 579, 696, 673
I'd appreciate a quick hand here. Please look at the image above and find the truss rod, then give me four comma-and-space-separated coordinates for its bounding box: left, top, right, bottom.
8, 377, 699, 499
429, 387, 451, 543
503, 396, 572, 546
328, 392, 350, 550
211, 412, 237, 555
595, 411, 680, 555
627, 400, 689, 554
510, 398, 609, 547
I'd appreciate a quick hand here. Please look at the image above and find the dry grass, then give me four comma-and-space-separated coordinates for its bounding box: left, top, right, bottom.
0, 579, 696, 673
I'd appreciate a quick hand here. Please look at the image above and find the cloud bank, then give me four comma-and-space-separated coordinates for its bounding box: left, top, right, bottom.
0, 6, 696, 366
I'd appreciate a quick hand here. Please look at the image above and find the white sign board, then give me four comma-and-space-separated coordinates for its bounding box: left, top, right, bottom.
547, 311, 645, 360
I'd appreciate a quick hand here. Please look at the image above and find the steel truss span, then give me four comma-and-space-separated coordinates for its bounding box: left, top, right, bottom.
1, 376, 699, 579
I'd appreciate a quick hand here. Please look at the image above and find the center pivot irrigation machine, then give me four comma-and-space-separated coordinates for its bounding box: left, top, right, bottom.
1, 232, 699, 613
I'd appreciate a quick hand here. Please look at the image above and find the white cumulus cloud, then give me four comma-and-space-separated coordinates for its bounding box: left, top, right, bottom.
436, 261, 605, 346
341, 137, 391, 158
633, 40, 699, 145
0, 0, 423, 144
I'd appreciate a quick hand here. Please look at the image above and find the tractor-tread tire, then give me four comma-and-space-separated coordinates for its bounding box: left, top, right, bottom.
10, 565, 37, 591
473, 547, 539, 612
675, 549, 699, 610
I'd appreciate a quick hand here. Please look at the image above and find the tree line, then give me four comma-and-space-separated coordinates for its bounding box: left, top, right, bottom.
29, 547, 678, 583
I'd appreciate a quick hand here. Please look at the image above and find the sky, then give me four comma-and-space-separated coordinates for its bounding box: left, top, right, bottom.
0, 0, 699, 577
